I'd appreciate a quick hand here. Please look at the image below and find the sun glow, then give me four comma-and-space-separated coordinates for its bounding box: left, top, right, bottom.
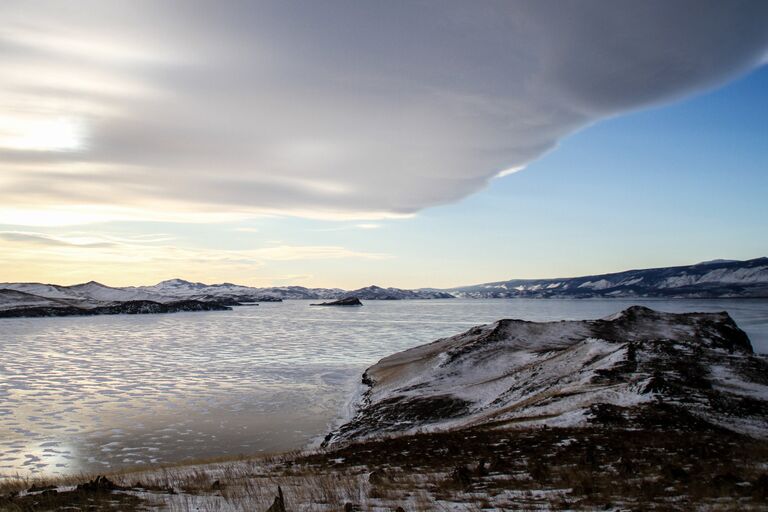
0, 115, 85, 151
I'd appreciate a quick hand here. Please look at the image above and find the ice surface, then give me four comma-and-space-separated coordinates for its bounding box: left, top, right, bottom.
1, 298, 767, 478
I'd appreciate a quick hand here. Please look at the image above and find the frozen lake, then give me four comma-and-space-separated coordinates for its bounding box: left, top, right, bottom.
1, 298, 767, 477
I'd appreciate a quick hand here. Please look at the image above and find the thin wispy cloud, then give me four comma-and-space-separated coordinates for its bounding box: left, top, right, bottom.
0, 233, 389, 286
314, 223, 384, 232
0, 231, 115, 248
0, 1, 766, 225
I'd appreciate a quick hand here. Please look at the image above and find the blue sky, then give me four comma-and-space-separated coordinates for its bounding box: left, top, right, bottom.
1, 1, 766, 288
231, 66, 768, 287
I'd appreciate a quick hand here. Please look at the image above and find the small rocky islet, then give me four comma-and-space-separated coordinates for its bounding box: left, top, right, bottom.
309, 297, 364, 307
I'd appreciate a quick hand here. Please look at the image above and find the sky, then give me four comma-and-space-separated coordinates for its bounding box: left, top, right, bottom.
1, 0, 767, 289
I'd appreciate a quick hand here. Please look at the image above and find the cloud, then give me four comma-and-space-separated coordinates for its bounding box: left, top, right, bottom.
244, 245, 388, 262
1, 1, 767, 223
0, 231, 115, 248
314, 223, 384, 232
0, 232, 386, 262
0, 231, 389, 285
262, 274, 315, 286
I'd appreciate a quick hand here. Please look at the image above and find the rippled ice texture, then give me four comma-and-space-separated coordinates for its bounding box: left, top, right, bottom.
1, 298, 767, 477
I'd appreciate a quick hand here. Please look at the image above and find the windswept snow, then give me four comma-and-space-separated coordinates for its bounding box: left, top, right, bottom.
328, 306, 768, 444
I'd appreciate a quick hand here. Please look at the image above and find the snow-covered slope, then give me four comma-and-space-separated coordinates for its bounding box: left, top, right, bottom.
141, 279, 452, 300
326, 306, 768, 444
343, 285, 455, 300
0, 282, 230, 317
451, 257, 768, 298
140, 279, 342, 301
0, 281, 177, 306
0, 278, 453, 310
68, 281, 180, 304
0, 289, 75, 311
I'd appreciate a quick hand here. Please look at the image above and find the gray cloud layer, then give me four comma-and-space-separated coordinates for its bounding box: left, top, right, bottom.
1, 1, 768, 221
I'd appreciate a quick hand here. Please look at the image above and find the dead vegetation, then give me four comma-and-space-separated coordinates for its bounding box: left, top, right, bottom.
2, 420, 767, 511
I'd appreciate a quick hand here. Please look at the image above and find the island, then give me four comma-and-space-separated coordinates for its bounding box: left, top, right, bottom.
309, 297, 363, 306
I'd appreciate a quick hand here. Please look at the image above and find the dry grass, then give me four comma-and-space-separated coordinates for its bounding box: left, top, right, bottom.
2, 421, 767, 511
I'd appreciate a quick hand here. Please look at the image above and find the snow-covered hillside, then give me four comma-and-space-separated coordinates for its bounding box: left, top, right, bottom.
139, 279, 294, 302
0, 289, 74, 310
451, 257, 768, 298
343, 285, 455, 300
0, 282, 230, 317
326, 306, 768, 444
0, 278, 453, 316
0, 281, 177, 306
140, 280, 452, 301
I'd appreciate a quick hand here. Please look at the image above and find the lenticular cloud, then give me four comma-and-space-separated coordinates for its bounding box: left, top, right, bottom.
1, 0, 767, 221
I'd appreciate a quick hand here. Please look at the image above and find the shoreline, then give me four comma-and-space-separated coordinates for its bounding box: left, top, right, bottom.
3, 424, 767, 511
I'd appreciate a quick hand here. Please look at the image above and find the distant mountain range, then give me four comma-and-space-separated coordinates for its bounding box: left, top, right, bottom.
0, 279, 453, 317
138, 280, 454, 301
450, 257, 768, 299
0, 257, 766, 318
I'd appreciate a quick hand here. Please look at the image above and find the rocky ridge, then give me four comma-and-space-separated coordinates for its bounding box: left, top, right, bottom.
451, 257, 768, 298
326, 306, 768, 445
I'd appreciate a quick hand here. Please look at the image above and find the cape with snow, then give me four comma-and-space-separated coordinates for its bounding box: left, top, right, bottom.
0, 281, 230, 317
325, 306, 768, 445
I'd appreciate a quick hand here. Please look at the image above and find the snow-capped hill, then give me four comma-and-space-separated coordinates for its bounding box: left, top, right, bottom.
0, 281, 177, 306
0, 281, 230, 317
0, 282, 88, 302
68, 281, 178, 304
326, 306, 767, 445
343, 285, 455, 300
451, 257, 768, 298
695, 259, 740, 266
0, 289, 73, 310
139, 279, 282, 302
143, 279, 452, 300
152, 278, 203, 289
251, 286, 343, 300
0, 287, 230, 317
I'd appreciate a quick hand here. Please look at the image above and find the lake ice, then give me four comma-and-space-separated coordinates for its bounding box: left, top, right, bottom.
1, 298, 766, 477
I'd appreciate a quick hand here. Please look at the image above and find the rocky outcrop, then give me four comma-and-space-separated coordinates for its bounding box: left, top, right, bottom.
193, 294, 280, 304
311, 297, 363, 306
325, 306, 768, 445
